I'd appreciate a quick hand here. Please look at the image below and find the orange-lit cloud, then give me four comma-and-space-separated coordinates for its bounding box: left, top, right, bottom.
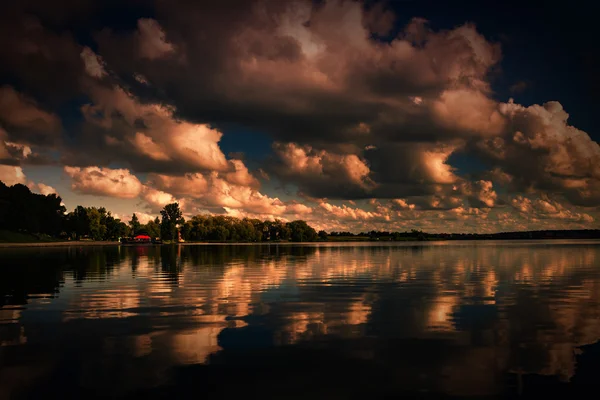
0, 0, 598, 232
64, 166, 143, 198
0, 165, 26, 186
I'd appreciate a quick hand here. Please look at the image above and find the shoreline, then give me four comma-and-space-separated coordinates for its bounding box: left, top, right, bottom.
2, 238, 600, 248
0, 241, 121, 248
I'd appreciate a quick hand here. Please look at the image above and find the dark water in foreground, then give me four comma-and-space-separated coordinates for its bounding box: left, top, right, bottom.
1, 241, 600, 399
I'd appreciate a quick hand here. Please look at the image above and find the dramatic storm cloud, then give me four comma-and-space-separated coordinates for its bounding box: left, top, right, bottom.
0, 0, 598, 232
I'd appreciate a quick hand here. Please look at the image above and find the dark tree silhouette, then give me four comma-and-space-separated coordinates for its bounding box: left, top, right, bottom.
160, 203, 184, 241
0, 182, 65, 237
129, 213, 141, 236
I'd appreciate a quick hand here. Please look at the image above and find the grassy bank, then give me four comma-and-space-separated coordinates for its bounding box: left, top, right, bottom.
0, 230, 60, 243
0, 240, 120, 248
0, 230, 123, 247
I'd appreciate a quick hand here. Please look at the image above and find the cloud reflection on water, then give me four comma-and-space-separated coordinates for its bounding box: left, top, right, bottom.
1, 241, 600, 397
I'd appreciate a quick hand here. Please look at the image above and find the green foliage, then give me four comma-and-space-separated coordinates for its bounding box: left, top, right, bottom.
63, 206, 129, 240
0, 180, 320, 244
87, 207, 106, 240
144, 218, 161, 239
287, 220, 317, 242
66, 206, 89, 240
175, 214, 319, 243
129, 213, 141, 235
160, 203, 184, 241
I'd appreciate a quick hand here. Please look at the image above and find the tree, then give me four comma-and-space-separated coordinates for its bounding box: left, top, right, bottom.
187, 215, 208, 241
144, 218, 161, 239
87, 207, 106, 240
71, 206, 90, 240
0, 183, 65, 236
180, 220, 193, 241
248, 219, 264, 242
287, 220, 317, 242
129, 213, 141, 236
160, 203, 184, 241
318, 230, 328, 240
105, 214, 128, 240
212, 225, 229, 241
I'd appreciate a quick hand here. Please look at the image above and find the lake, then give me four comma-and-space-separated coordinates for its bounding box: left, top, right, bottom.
1, 241, 600, 398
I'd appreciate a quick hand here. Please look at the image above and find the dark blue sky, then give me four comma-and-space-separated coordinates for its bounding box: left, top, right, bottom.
384, 0, 598, 139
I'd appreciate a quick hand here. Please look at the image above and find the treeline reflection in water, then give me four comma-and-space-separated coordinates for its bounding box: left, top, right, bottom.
1, 241, 600, 398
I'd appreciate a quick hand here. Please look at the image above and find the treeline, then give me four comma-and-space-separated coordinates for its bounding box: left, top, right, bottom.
64, 206, 130, 240
0, 182, 132, 240
180, 215, 318, 242
2, 181, 598, 243
0, 181, 319, 242
330, 229, 600, 241
441, 230, 600, 240
330, 230, 428, 241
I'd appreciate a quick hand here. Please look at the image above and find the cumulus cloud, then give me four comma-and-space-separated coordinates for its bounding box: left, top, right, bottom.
225, 159, 260, 188
80, 47, 106, 78
191, 172, 286, 215
141, 187, 181, 212
74, 84, 230, 173
319, 201, 383, 221
358, 143, 461, 198
64, 166, 143, 198
510, 195, 594, 223
0, 0, 598, 232
146, 157, 261, 201
28, 182, 57, 196
129, 132, 171, 161
409, 192, 464, 211
431, 89, 505, 136
391, 199, 416, 210
88, 0, 505, 152
0, 165, 27, 186
285, 202, 313, 215
147, 173, 208, 198
5, 142, 33, 160
272, 142, 374, 197
462, 180, 498, 208
146, 166, 284, 216
136, 18, 175, 60
477, 100, 600, 206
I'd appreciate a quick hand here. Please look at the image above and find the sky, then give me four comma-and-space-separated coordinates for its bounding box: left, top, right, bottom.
0, 0, 599, 233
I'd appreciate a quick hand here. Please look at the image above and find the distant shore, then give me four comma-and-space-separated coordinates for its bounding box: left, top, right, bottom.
0, 241, 121, 248
2, 234, 600, 248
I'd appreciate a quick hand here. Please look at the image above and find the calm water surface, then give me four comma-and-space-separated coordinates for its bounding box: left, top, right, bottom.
1, 241, 600, 398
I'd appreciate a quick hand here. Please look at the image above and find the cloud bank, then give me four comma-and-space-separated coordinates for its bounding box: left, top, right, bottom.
0, 0, 597, 232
